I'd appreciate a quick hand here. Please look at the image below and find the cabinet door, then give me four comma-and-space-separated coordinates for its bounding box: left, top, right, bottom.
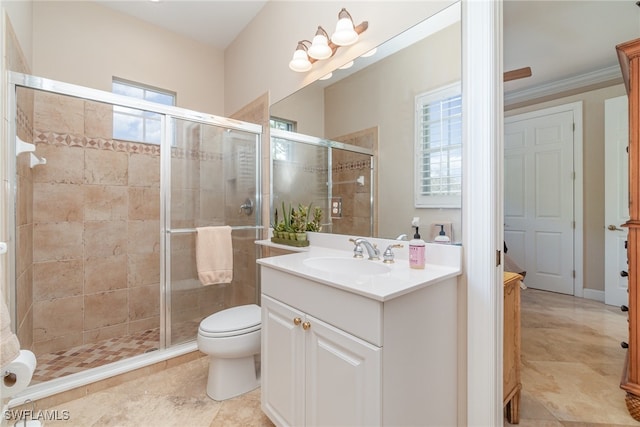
304, 315, 382, 426
261, 295, 305, 427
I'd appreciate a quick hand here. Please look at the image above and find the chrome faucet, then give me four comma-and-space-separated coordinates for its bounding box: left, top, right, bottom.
383, 244, 404, 264
349, 238, 381, 260
395, 233, 408, 241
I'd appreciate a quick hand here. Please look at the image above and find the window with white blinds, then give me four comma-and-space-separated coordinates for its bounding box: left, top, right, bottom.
414, 82, 462, 208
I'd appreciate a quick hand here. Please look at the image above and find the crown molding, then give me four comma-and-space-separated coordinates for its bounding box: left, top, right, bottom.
504, 65, 622, 106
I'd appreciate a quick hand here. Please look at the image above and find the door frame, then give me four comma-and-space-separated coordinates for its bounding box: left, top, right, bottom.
504, 101, 584, 298
604, 95, 629, 306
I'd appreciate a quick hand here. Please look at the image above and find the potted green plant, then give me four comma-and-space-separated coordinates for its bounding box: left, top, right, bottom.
292, 204, 309, 241
306, 206, 323, 233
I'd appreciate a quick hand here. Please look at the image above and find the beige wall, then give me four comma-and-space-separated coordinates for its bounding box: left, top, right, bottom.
2, 0, 32, 69
31, 1, 225, 115
224, 0, 457, 116
270, 83, 325, 137
505, 83, 627, 293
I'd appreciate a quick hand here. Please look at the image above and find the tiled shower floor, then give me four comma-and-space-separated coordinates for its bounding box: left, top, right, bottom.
31, 329, 161, 384
31, 319, 202, 384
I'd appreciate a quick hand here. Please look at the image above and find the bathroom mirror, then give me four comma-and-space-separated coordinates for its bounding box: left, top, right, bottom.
270, 4, 462, 241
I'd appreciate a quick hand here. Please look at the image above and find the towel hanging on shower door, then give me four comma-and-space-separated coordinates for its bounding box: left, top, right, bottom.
195, 226, 233, 286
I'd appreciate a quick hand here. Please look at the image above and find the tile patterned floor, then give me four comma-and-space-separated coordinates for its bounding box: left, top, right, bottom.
32, 329, 160, 384
31, 319, 201, 384
26, 289, 640, 426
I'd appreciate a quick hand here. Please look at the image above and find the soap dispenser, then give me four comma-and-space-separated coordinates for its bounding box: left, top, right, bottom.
409, 227, 426, 269
434, 224, 450, 243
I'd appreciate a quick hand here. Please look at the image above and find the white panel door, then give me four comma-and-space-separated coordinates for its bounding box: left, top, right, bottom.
305, 315, 381, 427
604, 96, 629, 307
261, 295, 306, 427
505, 108, 575, 294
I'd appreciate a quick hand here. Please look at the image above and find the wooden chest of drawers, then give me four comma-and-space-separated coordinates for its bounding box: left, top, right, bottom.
503, 272, 523, 423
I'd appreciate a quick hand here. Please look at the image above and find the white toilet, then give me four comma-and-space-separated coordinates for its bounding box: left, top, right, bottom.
197, 304, 261, 401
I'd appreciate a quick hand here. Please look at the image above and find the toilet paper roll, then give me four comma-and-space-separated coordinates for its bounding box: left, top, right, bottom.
2, 350, 36, 395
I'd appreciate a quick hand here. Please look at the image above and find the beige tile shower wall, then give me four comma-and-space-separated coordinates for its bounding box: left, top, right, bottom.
331, 151, 373, 237
15, 89, 35, 350
170, 125, 259, 326
30, 92, 161, 355
331, 127, 378, 237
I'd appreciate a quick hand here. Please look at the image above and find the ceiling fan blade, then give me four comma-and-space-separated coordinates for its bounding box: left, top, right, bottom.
504, 67, 532, 82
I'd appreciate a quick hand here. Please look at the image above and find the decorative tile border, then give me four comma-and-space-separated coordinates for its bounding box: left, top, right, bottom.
32, 130, 238, 161
272, 160, 328, 174
333, 159, 372, 172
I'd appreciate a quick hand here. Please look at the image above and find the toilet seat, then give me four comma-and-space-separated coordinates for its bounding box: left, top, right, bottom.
198, 304, 261, 338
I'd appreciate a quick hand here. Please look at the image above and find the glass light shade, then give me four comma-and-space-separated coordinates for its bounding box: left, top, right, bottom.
289, 49, 312, 72
361, 47, 377, 58
331, 17, 358, 46
308, 34, 332, 60
338, 60, 354, 70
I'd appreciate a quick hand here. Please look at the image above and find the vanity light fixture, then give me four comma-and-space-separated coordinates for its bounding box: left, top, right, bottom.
319, 72, 333, 81
331, 8, 360, 46
289, 41, 313, 72
338, 60, 354, 70
288, 8, 368, 73
308, 27, 333, 60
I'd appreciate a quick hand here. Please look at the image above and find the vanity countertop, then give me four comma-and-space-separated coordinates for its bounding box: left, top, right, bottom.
257, 244, 461, 302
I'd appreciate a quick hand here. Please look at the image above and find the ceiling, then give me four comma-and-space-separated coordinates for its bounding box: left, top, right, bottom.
95, 0, 640, 97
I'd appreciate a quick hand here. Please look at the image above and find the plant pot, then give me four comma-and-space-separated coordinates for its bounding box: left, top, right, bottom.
296, 232, 307, 241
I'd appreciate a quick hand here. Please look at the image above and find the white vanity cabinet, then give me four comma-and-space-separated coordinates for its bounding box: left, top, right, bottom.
261, 294, 381, 426
259, 257, 459, 427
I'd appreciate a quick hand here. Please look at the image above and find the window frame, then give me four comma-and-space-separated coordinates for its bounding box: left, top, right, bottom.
112, 78, 176, 145
270, 117, 297, 161
414, 81, 462, 209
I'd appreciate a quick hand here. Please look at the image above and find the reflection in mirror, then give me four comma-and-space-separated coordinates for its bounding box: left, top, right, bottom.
270, 129, 375, 236
270, 4, 461, 241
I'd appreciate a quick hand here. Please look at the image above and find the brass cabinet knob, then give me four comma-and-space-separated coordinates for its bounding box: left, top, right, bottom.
302, 321, 311, 330
293, 317, 302, 326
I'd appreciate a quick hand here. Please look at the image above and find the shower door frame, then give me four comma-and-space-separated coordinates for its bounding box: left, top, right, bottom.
269, 128, 375, 236
5, 72, 263, 372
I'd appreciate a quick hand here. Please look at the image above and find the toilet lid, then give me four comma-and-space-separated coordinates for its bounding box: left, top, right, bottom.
199, 304, 261, 335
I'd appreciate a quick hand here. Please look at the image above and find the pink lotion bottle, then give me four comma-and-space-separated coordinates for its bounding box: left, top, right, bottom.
409, 227, 426, 269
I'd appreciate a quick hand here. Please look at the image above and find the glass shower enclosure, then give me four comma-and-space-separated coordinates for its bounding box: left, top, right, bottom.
270, 128, 374, 237
6, 72, 262, 387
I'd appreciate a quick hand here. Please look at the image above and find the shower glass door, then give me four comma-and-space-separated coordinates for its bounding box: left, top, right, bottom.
165, 117, 261, 346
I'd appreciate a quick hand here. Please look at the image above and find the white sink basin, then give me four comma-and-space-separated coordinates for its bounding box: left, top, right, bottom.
303, 257, 391, 276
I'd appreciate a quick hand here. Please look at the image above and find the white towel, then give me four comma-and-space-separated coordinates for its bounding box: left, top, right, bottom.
1, 294, 20, 370
196, 226, 233, 286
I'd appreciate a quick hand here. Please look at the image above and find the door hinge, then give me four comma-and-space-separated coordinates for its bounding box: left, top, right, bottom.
572, 220, 575, 229
496, 250, 501, 267
572, 270, 576, 278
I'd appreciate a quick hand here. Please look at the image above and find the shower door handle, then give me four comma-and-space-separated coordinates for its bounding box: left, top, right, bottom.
239, 198, 254, 216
